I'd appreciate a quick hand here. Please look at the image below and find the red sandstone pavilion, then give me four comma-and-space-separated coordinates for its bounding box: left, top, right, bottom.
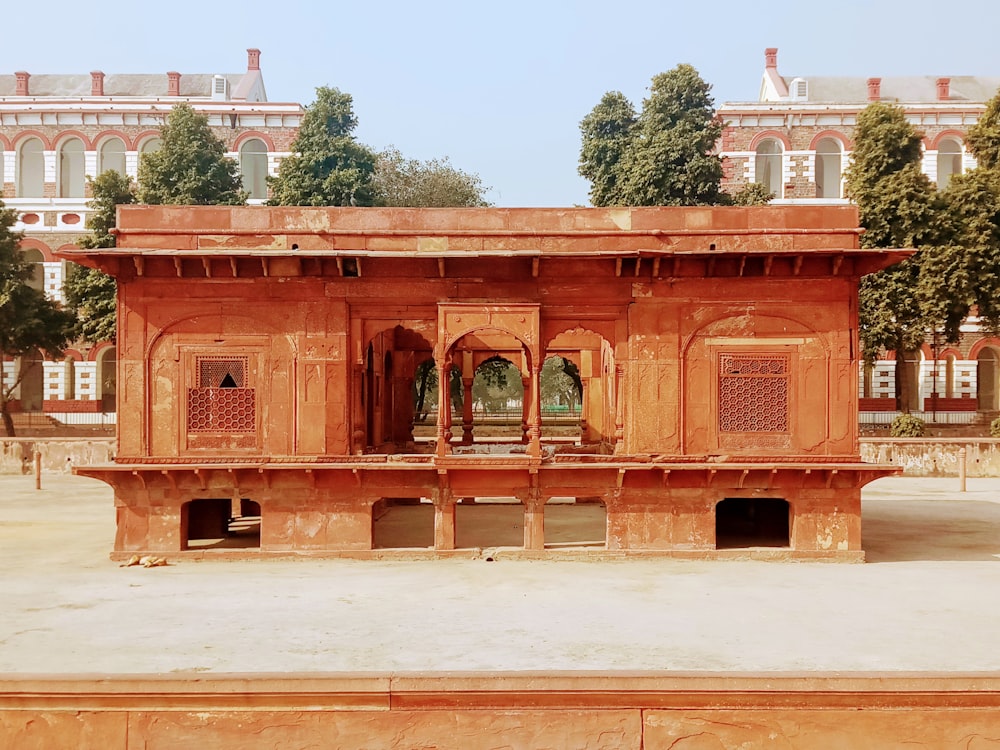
62, 205, 908, 560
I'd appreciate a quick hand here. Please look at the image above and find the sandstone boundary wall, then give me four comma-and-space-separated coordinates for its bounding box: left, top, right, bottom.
3, 672, 1000, 748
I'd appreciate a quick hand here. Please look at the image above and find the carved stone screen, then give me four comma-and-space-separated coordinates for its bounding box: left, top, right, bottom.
718, 353, 789, 433
187, 356, 256, 433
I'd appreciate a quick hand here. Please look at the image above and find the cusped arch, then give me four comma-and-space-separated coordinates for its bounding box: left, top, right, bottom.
145, 312, 297, 361
443, 324, 534, 363
681, 311, 823, 358
543, 324, 613, 352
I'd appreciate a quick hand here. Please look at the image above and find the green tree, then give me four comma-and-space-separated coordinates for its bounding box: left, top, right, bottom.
578, 65, 724, 207
930, 87, 1000, 337
137, 103, 247, 205
728, 182, 774, 206
268, 87, 377, 206
373, 147, 490, 207
578, 92, 637, 206
64, 170, 137, 344
845, 102, 948, 411
0, 202, 76, 436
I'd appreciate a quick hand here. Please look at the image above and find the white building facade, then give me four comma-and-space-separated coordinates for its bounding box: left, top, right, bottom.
0, 49, 302, 429
718, 49, 1000, 425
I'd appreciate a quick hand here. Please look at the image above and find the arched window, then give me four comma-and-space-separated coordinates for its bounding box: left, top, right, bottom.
937, 139, 963, 189
20, 247, 44, 291
58, 138, 86, 198
815, 138, 842, 199
139, 137, 162, 156
99, 138, 127, 176
754, 139, 783, 198
239, 138, 268, 200
17, 138, 45, 198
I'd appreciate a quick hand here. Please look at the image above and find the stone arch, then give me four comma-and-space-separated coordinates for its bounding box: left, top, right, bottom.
96, 134, 128, 176
133, 131, 163, 152
16, 136, 45, 198
18, 238, 56, 262
232, 131, 276, 152
57, 137, 86, 198
145, 313, 297, 457
12, 130, 53, 150
807, 129, 851, 151
749, 130, 792, 151
52, 130, 94, 151
976, 344, 1000, 412
544, 326, 615, 446
682, 312, 828, 456
361, 324, 434, 451
238, 137, 269, 200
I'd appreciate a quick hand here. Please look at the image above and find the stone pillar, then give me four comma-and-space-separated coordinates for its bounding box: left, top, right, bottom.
434, 489, 455, 550
614, 364, 625, 451
523, 492, 545, 550
436, 360, 452, 457
461, 377, 474, 444
351, 364, 366, 454
527, 364, 542, 457
520, 376, 530, 444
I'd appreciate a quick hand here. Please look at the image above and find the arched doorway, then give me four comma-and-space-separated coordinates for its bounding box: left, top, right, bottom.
977, 347, 1000, 412
97, 346, 117, 412
362, 325, 433, 451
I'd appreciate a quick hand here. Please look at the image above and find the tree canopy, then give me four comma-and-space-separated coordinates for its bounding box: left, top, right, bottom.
579, 65, 724, 207
65, 170, 137, 344
0, 202, 76, 435
845, 103, 948, 372
137, 103, 247, 206
268, 87, 377, 206
373, 147, 490, 207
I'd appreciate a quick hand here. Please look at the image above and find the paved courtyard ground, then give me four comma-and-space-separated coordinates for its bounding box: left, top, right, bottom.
1, 473, 999, 674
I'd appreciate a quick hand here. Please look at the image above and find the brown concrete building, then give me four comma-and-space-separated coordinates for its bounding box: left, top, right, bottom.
63, 205, 904, 559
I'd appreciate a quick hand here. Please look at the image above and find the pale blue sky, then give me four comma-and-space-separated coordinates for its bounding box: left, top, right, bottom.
7, 0, 998, 206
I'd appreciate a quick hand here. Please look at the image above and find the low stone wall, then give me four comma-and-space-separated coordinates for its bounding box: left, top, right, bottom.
861, 438, 1000, 477
2, 672, 1000, 748
0, 438, 114, 475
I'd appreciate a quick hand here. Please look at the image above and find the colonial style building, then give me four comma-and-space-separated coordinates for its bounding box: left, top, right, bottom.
0, 49, 302, 429
718, 49, 1000, 425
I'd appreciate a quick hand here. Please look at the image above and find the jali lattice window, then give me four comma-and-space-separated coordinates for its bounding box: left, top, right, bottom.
718, 353, 789, 433
187, 356, 256, 432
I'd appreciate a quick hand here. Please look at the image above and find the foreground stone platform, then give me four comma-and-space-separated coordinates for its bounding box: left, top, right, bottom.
5, 474, 1000, 745
4, 672, 1000, 749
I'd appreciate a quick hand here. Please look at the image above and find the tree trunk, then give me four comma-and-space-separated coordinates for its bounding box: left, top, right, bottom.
0, 402, 14, 438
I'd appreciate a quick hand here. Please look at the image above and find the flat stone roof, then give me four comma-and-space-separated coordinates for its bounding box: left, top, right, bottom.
2, 474, 1000, 674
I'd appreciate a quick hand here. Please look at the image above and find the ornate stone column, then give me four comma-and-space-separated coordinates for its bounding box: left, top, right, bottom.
436, 360, 453, 457
461, 377, 474, 444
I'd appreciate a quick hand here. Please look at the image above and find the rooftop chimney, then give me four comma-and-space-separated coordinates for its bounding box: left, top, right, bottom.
936, 77, 950, 101
247, 48, 261, 71
765, 48, 778, 70
90, 71, 105, 97
867, 77, 881, 102
14, 72, 29, 96
167, 71, 181, 97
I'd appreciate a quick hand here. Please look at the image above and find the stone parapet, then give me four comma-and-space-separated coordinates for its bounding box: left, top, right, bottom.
861, 438, 1000, 476
3, 672, 1000, 748
0, 438, 114, 475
